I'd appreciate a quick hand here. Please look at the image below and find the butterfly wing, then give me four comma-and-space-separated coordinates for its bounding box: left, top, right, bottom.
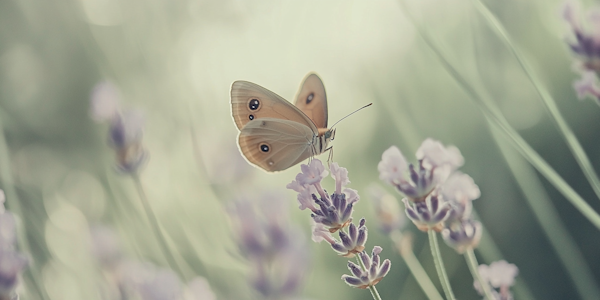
238, 118, 315, 172
294, 73, 328, 129
231, 81, 318, 133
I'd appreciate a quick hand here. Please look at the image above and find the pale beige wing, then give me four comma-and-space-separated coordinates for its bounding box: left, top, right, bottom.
294, 73, 328, 129
238, 118, 315, 172
231, 81, 318, 133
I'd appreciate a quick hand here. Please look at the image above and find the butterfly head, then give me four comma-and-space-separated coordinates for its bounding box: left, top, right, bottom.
325, 128, 336, 141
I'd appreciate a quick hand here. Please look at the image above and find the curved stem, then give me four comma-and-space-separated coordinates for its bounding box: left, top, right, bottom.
391, 230, 444, 300
355, 256, 383, 300
428, 230, 456, 300
131, 173, 188, 279
472, 0, 600, 204
0, 114, 48, 300
465, 249, 495, 300
493, 127, 600, 300
397, 0, 600, 231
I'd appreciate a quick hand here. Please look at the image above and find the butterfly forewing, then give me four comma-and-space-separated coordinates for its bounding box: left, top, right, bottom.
294, 73, 328, 129
238, 118, 315, 172
231, 81, 318, 132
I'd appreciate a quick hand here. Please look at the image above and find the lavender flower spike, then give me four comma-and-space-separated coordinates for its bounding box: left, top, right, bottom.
403, 193, 451, 232
378, 139, 464, 202
342, 246, 391, 289
330, 219, 368, 258
109, 110, 148, 173
563, 1, 600, 73
288, 159, 358, 233
441, 219, 482, 254
440, 171, 480, 224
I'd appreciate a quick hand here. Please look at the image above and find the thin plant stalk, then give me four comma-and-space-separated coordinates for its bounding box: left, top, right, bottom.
355, 256, 383, 300
428, 230, 456, 300
0, 114, 48, 300
391, 230, 444, 300
472, 0, 600, 204
465, 249, 495, 300
397, 0, 600, 231
470, 210, 537, 300
492, 126, 600, 300
131, 173, 190, 280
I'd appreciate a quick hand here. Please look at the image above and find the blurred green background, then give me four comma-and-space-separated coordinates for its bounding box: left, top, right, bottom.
1, 0, 599, 299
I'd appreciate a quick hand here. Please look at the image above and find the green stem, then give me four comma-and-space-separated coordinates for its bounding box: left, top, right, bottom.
472, 0, 600, 204
391, 231, 443, 300
131, 173, 189, 279
427, 230, 456, 300
470, 210, 537, 300
0, 113, 48, 300
492, 126, 600, 300
465, 249, 495, 300
355, 255, 383, 300
397, 0, 600, 231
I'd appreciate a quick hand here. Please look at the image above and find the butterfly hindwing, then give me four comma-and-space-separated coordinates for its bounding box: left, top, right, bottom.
294, 73, 328, 129
231, 81, 317, 132
238, 118, 315, 172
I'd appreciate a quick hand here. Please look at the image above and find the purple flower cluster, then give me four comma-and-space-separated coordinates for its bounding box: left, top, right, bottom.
0, 190, 28, 300
341, 246, 391, 290
228, 194, 309, 299
563, 1, 600, 103
378, 139, 482, 253
288, 160, 391, 289
287, 161, 358, 233
89, 225, 215, 300
90, 81, 147, 173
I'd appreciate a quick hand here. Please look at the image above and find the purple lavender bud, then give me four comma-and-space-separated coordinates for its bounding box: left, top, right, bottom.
403, 194, 451, 232
356, 227, 368, 247
107, 110, 148, 173
329, 219, 367, 257
0, 250, 28, 298
332, 243, 347, 253
379, 140, 465, 202
342, 275, 363, 286
348, 223, 358, 241
441, 219, 482, 254
341, 246, 391, 289
347, 262, 362, 277
360, 251, 371, 270
339, 231, 353, 248
378, 259, 392, 278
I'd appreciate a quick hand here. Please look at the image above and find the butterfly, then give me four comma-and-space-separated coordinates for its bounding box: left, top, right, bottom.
230, 73, 335, 172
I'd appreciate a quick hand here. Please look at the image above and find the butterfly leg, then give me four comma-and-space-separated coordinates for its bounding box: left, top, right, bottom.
326, 146, 334, 167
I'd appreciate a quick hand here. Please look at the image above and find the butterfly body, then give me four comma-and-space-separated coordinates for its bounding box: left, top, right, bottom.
230, 73, 332, 172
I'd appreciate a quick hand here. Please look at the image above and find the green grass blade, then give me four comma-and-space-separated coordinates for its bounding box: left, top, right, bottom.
492, 126, 600, 300
472, 0, 600, 204
397, 0, 600, 231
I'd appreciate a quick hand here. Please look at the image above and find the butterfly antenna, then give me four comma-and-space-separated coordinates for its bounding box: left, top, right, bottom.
330, 103, 373, 129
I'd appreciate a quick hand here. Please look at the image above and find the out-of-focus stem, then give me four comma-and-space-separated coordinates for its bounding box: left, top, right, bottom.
355, 255, 383, 300
428, 230, 456, 300
131, 173, 190, 280
391, 230, 443, 300
465, 249, 495, 300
